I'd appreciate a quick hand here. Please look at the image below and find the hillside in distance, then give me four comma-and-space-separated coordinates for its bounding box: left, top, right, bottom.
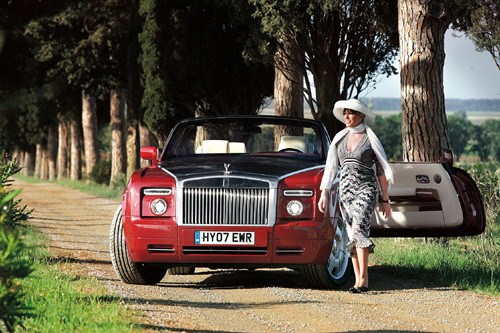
364, 98, 500, 112
264, 98, 500, 112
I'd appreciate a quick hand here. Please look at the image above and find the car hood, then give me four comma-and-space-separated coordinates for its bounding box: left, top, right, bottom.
159, 155, 322, 182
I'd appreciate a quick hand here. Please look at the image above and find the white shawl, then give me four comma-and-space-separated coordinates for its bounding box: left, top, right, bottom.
320, 123, 394, 190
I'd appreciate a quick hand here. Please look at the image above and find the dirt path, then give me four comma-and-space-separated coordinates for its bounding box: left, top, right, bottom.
13, 179, 499, 333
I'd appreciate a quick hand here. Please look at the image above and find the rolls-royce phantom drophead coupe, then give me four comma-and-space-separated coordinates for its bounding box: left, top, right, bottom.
110, 115, 485, 288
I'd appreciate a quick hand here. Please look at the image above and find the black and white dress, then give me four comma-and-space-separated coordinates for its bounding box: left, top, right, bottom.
338, 133, 383, 254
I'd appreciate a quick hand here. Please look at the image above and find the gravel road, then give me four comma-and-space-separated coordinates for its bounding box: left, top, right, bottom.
13, 179, 499, 333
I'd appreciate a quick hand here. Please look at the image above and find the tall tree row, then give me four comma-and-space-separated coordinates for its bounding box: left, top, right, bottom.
1, 0, 498, 181
1, 0, 275, 186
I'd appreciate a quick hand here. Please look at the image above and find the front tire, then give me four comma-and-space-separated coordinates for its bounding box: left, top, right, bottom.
109, 206, 167, 285
302, 217, 352, 288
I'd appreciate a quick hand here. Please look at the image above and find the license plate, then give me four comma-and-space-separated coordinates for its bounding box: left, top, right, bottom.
194, 231, 255, 245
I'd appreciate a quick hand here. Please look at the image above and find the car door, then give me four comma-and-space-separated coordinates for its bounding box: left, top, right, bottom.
371, 162, 485, 237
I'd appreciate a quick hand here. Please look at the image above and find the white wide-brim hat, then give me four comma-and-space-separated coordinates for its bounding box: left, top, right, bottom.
332, 99, 376, 125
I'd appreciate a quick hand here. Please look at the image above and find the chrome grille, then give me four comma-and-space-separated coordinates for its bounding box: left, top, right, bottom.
183, 188, 270, 225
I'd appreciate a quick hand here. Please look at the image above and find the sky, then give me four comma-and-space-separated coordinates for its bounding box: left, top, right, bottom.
368, 30, 500, 100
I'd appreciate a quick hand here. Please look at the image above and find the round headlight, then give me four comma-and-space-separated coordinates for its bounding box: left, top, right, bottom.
287, 200, 304, 216
151, 198, 167, 215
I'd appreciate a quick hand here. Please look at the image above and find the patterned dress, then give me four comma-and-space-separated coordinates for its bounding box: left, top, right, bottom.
338, 133, 384, 254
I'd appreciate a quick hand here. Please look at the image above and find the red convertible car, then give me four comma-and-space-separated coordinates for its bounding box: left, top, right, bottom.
110, 115, 485, 288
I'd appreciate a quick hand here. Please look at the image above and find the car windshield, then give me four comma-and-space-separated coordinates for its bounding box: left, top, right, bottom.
162, 117, 326, 161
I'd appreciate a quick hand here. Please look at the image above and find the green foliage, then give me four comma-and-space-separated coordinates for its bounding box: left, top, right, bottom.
90, 159, 111, 185
445, 114, 500, 161
454, 0, 500, 70
139, 0, 274, 141
139, 0, 173, 141
251, 0, 398, 132
448, 114, 473, 160
482, 119, 500, 160
24, 0, 130, 98
371, 114, 402, 161
10, 227, 142, 332
0, 149, 33, 332
0, 30, 4, 52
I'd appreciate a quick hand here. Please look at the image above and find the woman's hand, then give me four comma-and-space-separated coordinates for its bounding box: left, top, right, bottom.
318, 189, 328, 213
378, 175, 391, 219
381, 201, 391, 219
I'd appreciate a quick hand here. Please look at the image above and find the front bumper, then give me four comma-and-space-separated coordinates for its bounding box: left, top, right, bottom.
123, 216, 335, 265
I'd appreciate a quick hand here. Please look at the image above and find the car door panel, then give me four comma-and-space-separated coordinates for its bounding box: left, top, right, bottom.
370, 163, 485, 237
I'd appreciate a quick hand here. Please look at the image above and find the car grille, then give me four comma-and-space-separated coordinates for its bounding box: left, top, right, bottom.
183, 188, 270, 225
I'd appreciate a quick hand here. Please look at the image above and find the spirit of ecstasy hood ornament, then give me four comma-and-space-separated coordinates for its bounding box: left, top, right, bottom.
224, 160, 236, 175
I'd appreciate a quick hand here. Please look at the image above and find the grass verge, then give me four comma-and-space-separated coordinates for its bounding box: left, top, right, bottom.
371, 238, 499, 296
16, 226, 145, 332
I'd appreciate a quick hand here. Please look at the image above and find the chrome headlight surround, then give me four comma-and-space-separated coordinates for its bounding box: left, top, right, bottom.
151, 198, 168, 215
286, 200, 304, 216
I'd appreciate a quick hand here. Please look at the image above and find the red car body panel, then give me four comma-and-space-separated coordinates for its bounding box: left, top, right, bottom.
122, 164, 335, 266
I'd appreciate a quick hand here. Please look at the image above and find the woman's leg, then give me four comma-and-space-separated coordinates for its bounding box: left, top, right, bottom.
351, 246, 361, 288
357, 247, 369, 288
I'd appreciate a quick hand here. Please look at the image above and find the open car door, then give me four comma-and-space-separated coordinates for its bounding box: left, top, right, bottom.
371, 162, 485, 237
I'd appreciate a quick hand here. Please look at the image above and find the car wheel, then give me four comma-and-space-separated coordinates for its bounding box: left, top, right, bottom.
168, 266, 196, 275
302, 217, 352, 288
109, 206, 167, 285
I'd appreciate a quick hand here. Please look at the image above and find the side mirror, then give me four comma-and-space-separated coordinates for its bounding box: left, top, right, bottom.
140, 146, 158, 166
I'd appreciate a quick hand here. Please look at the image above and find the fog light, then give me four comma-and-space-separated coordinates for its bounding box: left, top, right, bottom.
151, 198, 167, 215
287, 200, 304, 216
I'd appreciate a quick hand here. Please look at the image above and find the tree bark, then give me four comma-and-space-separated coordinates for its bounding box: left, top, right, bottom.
57, 119, 68, 179
126, 119, 139, 180
40, 146, 48, 180
81, 91, 99, 178
273, 34, 305, 150
110, 87, 126, 186
139, 122, 154, 168
34, 143, 42, 179
22, 148, 35, 176
398, 0, 451, 162
70, 116, 82, 180
47, 126, 57, 180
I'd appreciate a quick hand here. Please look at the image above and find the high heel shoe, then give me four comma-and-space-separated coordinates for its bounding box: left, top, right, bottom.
350, 287, 361, 293
358, 286, 369, 292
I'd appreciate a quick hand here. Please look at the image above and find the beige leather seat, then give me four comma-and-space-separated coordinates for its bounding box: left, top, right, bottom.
197, 140, 229, 154
278, 136, 308, 153
229, 142, 247, 153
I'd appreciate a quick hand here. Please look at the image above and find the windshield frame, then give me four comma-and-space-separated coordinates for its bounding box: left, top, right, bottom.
159, 115, 330, 162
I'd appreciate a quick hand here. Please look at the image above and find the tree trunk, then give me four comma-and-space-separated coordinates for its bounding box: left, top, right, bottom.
22, 148, 35, 176
110, 87, 126, 186
312, 68, 344, 139
57, 119, 68, 179
273, 34, 305, 150
40, 146, 48, 180
47, 126, 57, 180
139, 122, 154, 168
34, 143, 42, 179
126, 119, 139, 180
81, 91, 99, 178
70, 117, 82, 180
398, 0, 451, 162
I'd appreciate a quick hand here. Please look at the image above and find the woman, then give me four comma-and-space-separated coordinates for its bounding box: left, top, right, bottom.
318, 98, 393, 293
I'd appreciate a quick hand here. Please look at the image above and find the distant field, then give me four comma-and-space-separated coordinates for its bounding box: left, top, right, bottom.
376, 110, 500, 125
260, 108, 500, 125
